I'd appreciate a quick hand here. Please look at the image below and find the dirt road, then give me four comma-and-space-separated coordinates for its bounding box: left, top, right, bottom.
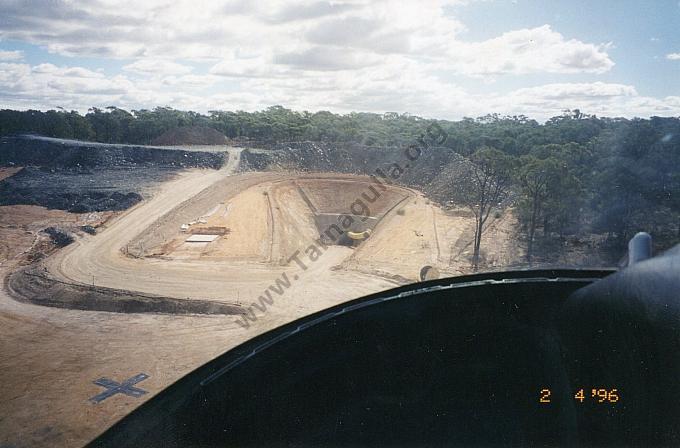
45, 158, 399, 311
0, 166, 22, 181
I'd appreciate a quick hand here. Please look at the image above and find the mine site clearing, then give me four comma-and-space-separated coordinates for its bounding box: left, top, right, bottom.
0, 138, 516, 448
42, 168, 487, 307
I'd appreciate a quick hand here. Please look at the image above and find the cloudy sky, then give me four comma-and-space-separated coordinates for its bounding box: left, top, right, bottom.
0, 0, 679, 120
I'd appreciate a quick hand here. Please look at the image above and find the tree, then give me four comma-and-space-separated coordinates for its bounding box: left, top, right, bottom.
511, 141, 588, 264
517, 156, 561, 263
458, 147, 515, 269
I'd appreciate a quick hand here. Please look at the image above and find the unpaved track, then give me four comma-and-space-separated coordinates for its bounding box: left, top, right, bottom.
0, 273, 260, 448
0, 166, 22, 181
45, 155, 397, 307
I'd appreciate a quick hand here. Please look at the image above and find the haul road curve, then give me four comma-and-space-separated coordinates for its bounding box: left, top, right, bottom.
41, 148, 403, 325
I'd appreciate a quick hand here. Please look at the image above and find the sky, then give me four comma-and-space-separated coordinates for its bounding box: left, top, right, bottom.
0, 0, 679, 121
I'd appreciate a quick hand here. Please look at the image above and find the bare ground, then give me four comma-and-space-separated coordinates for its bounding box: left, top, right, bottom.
0, 166, 22, 181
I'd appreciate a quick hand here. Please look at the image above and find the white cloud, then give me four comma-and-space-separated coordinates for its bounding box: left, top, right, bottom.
160, 74, 218, 88
0, 62, 31, 89
274, 47, 383, 71
263, 1, 359, 23
0, 62, 136, 109
667, 53, 680, 60
33, 63, 106, 79
0, 49, 24, 60
209, 54, 276, 78
443, 25, 614, 76
305, 15, 412, 54
123, 59, 194, 76
509, 82, 637, 100
486, 82, 680, 119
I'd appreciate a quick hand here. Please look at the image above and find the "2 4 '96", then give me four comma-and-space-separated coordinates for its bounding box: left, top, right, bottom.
539, 388, 619, 403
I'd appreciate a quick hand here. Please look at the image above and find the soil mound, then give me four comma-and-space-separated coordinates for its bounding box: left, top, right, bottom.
7, 266, 245, 315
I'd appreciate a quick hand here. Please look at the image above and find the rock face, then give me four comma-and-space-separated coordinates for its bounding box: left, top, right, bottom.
151, 126, 228, 146
0, 134, 478, 213
238, 141, 475, 204
0, 135, 225, 169
0, 135, 228, 212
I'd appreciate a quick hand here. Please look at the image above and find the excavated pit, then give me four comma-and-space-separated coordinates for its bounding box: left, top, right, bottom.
294, 178, 410, 247
150, 175, 414, 261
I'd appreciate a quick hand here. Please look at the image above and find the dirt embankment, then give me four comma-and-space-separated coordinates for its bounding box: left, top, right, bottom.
238, 141, 475, 204
6, 265, 244, 315
0, 135, 229, 213
0, 135, 226, 169
0, 167, 168, 212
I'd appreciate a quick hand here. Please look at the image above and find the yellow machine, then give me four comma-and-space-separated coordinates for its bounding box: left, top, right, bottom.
347, 229, 372, 240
